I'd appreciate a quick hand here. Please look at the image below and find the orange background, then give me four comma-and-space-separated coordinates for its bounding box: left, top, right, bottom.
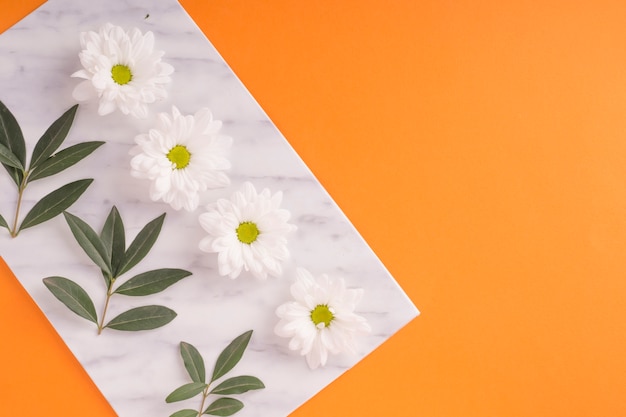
2, 0, 626, 416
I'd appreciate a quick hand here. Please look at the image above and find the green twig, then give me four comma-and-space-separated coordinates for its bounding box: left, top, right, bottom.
197, 385, 210, 417
10, 173, 28, 238
97, 285, 113, 335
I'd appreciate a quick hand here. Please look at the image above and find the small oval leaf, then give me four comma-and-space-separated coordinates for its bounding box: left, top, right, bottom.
116, 213, 166, 276
29, 141, 104, 181
100, 205, 125, 276
63, 211, 112, 276
209, 376, 265, 395
0, 141, 24, 170
211, 330, 253, 382
100, 270, 112, 289
104, 305, 176, 331
43, 276, 98, 324
114, 268, 192, 296
0, 99, 26, 185
29, 104, 78, 170
203, 398, 243, 416
18, 179, 93, 232
3, 163, 23, 185
0, 213, 8, 230
165, 382, 207, 403
180, 342, 206, 384
170, 410, 199, 417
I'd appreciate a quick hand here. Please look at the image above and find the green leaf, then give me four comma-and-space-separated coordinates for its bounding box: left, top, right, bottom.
116, 213, 166, 276
0, 141, 23, 170
203, 398, 243, 416
0, 214, 7, 230
63, 211, 112, 276
170, 410, 199, 417
165, 382, 207, 403
18, 179, 93, 232
100, 206, 125, 276
0, 99, 26, 185
104, 305, 176, 331
29, 104, 78, 170
209, 376, 265, 395
211, 330, 253, 383
28, 141, 104, 182
180, 342, 206, 384
42, 276, 98, 324
100, 270, 112, 289
114, 269, 191, 296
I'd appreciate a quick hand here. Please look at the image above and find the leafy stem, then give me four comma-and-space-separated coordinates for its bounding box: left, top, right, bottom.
0, 100, 103, 237
166, 331, 264, 417
43, 207, 192, 334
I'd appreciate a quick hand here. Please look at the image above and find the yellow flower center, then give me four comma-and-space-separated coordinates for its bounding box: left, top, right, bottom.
166, 145, 191, 169
310, 304, 334, 327
111, 64, 133, 85
236, 221, 259, 244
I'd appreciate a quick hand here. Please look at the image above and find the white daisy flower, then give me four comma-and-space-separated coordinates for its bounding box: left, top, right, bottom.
129, 106, 232, 211
198, 182, 296, 279
71, 23, 174, 118
275, 268, 371, 369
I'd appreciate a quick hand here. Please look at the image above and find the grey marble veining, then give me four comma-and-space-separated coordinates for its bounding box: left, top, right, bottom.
0, 1, 419, 416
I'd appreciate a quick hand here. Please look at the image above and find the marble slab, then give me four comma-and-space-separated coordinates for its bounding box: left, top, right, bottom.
0, 1, 419, 416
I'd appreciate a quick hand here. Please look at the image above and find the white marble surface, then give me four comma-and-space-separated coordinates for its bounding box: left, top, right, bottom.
0, 1, 419, 416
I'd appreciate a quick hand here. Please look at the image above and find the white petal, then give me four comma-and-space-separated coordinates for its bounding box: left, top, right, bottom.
97, 98, 116, 115
72, 80, 98, 101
